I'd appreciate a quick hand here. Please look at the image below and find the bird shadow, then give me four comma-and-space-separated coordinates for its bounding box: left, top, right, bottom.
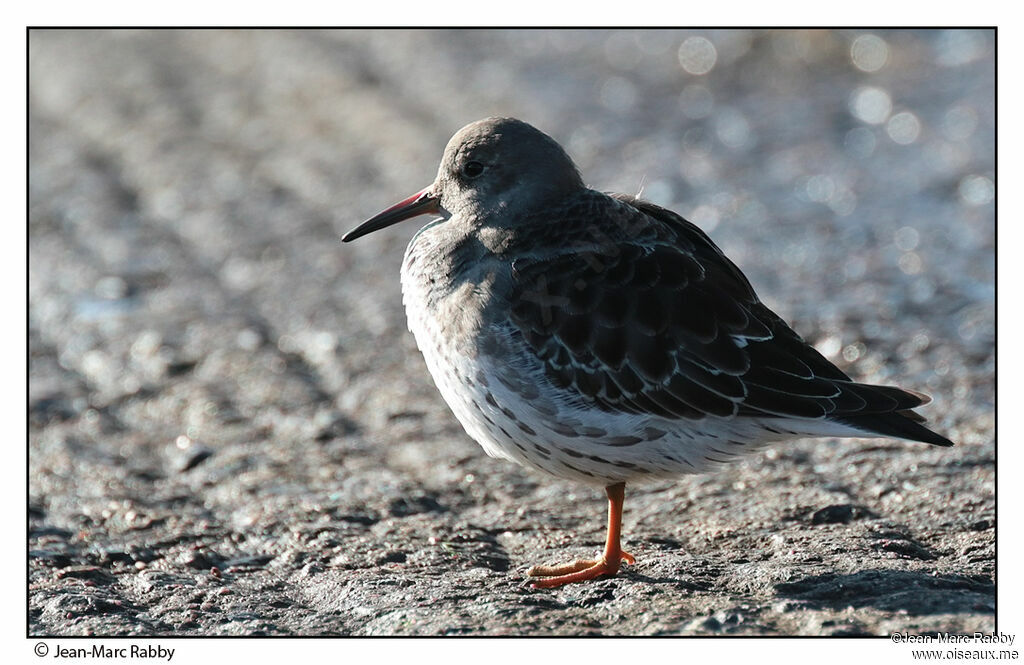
773, 569, 994, 616
623, 570, 711, 591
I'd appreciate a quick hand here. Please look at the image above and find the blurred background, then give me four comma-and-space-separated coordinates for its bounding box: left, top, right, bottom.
29, 29, 994, 636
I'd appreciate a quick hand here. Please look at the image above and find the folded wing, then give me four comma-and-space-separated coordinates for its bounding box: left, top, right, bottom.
505, 195, 953, 447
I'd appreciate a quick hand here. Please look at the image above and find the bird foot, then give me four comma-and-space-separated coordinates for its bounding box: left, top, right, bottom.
526, 551, 635, 588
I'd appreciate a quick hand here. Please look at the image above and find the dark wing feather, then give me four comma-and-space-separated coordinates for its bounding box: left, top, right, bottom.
505, 194, 953, 447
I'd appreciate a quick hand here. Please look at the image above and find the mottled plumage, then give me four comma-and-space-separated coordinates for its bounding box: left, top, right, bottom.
343, 117, 953, 587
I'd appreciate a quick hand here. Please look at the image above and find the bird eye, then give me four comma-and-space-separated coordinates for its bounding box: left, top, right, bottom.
461, 161, 486, 179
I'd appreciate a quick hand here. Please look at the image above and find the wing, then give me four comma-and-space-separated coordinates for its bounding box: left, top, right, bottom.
505, 195, 951, 445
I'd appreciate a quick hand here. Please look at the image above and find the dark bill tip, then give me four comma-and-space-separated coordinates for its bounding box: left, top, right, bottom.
342, 186, 439, 243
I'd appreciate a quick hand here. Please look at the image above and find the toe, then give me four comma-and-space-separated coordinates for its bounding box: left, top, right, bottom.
529, 560, 621, 588
526, 559, 597, 577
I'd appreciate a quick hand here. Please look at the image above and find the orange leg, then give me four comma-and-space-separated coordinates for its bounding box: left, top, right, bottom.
527, 483, 634, 588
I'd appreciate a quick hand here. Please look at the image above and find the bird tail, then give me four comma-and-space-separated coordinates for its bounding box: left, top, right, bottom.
828, 383, 955, 447
833, 409, 955, 447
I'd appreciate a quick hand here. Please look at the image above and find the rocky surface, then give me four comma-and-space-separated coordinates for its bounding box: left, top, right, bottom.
29, 29, 994, 636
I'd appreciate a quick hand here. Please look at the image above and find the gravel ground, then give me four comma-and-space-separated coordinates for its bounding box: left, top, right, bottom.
29, 29, 994, 636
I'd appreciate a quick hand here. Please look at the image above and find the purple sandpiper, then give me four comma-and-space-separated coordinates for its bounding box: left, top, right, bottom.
343, 117, 953, 588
